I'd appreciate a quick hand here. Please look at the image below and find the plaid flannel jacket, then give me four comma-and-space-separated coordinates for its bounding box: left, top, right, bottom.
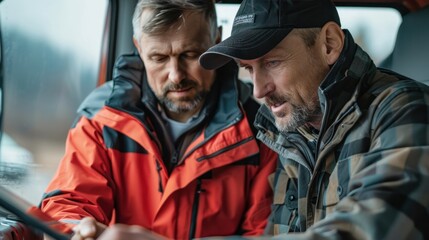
256, 31, 429, 240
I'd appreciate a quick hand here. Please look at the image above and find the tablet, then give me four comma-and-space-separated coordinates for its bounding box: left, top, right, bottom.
0, 185, 73, 240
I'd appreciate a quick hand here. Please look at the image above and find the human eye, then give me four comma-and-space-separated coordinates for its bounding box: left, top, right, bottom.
265, 60, 280, 68
182, 51, 200, 60
150, 55, 167, 63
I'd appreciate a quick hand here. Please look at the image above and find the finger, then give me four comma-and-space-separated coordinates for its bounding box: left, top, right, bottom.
80, 219, 97, 237
72, 217, 99, 238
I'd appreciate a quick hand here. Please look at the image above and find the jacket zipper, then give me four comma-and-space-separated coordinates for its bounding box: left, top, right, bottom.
287, 133, 316, 173
144, 103, 175, 160
306, 105, 357, 227
319, 104, 357, 154
181, 116, 243, 161
189, 178, 204, 239
196, 136, 253, 162
155, 161, 163, 193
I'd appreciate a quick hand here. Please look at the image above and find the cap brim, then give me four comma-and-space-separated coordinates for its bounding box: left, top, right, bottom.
199, 28, 292, 70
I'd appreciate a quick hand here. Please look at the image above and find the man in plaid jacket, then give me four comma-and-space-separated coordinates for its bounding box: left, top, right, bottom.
199, 0, 429, 239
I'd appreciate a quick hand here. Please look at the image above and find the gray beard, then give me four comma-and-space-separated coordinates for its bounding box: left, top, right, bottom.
276, 104, 321, 133
160, 92, 206, 114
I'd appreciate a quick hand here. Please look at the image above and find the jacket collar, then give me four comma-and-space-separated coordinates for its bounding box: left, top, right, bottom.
108, 53, 246, 137
318, 30, 377, 133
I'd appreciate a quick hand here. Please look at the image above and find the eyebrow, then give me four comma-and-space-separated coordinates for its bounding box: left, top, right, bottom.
236, 57, 264, 67
147, 52, 165, 59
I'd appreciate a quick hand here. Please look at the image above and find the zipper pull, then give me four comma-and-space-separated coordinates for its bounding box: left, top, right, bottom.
196, 178, 206, 193
170, 152, 179, 172
155, 161, 163, 193
171, 153, 178, 165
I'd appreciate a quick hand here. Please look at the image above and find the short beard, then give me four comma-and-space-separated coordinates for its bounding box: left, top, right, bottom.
158, 79, 208, 114
267, 94, 321, 133
160, 92, 206, 113
276, 103, 321, 133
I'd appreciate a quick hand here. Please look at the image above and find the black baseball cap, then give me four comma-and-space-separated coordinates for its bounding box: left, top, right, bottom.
199, 0, 341, 70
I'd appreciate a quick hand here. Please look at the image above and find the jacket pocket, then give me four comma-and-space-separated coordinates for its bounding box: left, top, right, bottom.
271, 168, 299, 234
323, 159, 349, 214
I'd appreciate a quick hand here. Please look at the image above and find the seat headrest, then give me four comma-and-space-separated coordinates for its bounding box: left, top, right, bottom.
382, 6, 429, 84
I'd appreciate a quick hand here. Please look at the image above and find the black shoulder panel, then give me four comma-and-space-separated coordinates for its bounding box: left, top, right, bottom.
102, 126, 148, 154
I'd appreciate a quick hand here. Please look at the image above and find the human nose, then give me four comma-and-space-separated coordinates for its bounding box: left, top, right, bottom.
252, 71, 274, 99
168, 59, 186, 84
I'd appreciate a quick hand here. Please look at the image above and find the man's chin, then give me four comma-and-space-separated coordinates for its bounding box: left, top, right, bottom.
274, 116, 300, 133
162, 94, 205, 114
274, 117, 289, 131
164, 101, 198, 113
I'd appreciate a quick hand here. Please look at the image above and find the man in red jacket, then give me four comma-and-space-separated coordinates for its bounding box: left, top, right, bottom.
40, 0, 277, 239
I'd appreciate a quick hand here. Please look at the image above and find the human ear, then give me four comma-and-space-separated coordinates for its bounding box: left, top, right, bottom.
133, 37, 142, 53
320, 22, 344, 65
133, 37, 146, 61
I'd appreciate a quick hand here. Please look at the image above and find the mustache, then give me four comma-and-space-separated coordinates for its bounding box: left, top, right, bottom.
162, 79, 197, 93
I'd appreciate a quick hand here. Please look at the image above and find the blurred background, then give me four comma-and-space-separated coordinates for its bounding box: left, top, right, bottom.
0, 1, 401, 205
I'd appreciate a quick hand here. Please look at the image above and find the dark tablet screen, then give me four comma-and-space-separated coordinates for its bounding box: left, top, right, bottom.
0, 185, 73, 240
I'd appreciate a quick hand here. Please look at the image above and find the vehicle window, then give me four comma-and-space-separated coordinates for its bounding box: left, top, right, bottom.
215, 4, 402, 81
0, 0, 109, 204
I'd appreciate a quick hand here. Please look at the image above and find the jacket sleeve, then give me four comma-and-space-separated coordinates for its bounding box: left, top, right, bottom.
271, 84, 429, 239
39, 53, 142, 226
240, 143, 277, 236
40, 116, 115, 226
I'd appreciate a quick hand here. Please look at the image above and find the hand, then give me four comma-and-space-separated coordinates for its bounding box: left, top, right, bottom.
97, 224, 166, 240
71, 217, 107, 240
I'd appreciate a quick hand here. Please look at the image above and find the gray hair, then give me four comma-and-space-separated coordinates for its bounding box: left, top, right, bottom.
132, 0, 218, 41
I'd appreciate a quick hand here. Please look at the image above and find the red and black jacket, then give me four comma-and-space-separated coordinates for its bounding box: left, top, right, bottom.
40, 53, 277, 239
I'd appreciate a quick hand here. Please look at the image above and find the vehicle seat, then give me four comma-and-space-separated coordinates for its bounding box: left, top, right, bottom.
379, 6, 429, 85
